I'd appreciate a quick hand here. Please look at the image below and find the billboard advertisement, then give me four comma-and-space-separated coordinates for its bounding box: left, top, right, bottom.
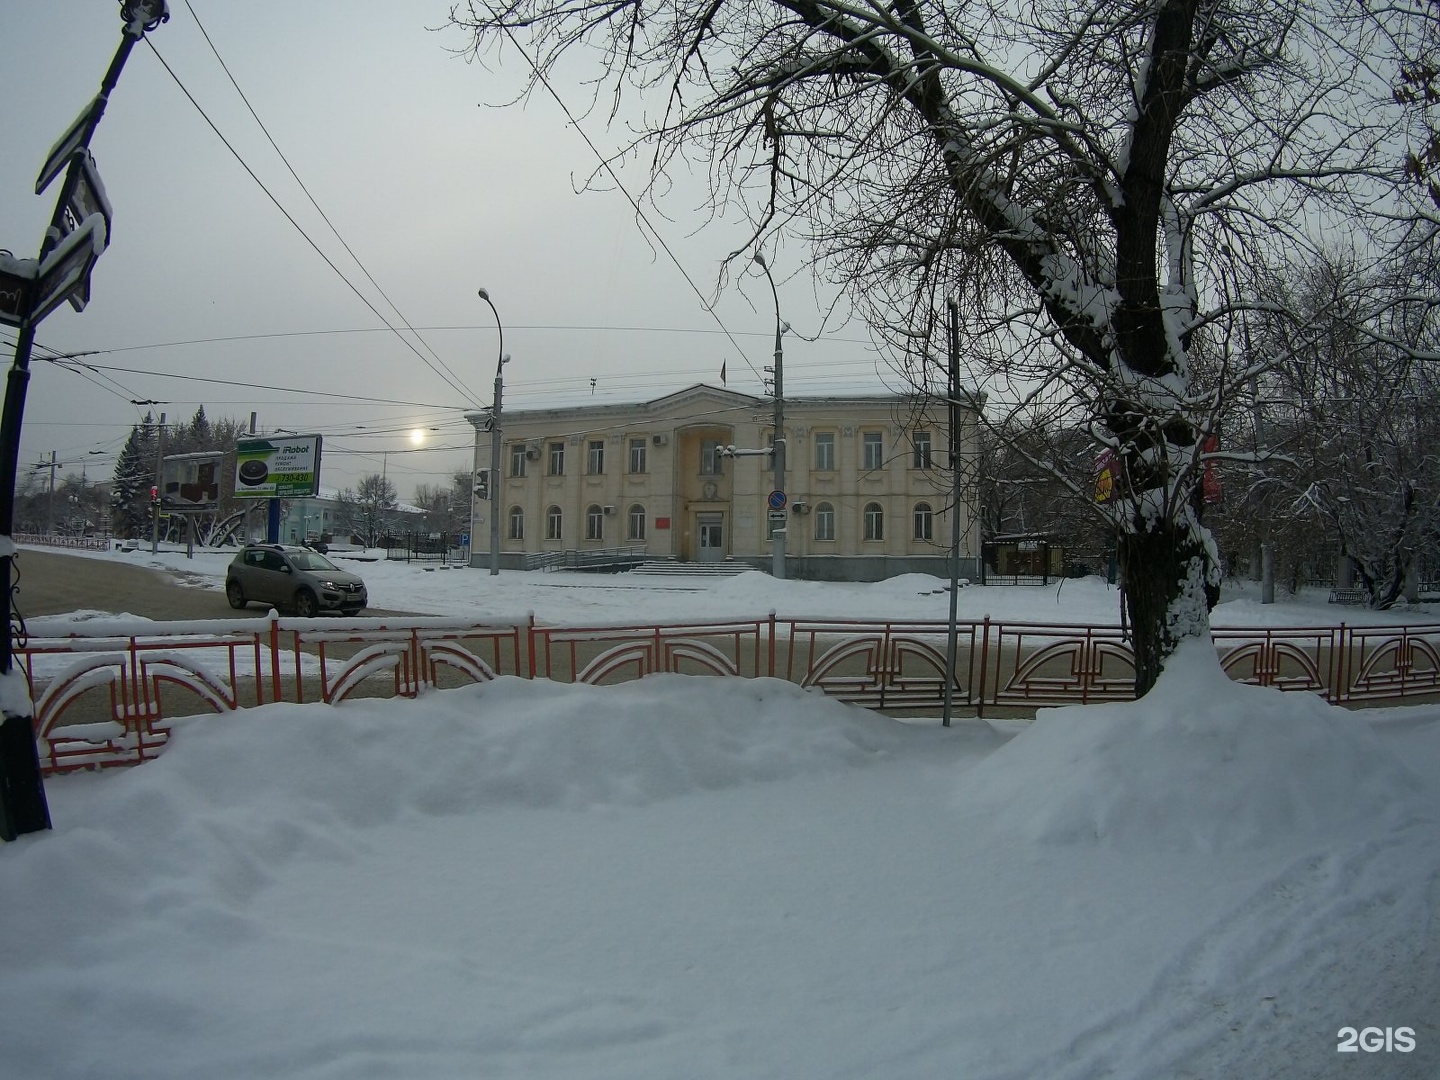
233, 435, 322, 500
161, 451, 224, 511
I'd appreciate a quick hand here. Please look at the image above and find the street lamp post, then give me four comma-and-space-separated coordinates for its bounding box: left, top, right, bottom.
753, 253, 786, 579
0, 1, 170, 840
477, 289, 509, 576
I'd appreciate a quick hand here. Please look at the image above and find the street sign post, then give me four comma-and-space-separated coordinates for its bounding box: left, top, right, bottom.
0, 0, 171, 841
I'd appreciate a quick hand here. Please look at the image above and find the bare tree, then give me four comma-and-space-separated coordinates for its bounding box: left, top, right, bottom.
1393, 0, 1440, 211
336, 475, 399, 549
412, 471, 472, 535
1230, 254, 1440, 606
453, 0, 1430, 691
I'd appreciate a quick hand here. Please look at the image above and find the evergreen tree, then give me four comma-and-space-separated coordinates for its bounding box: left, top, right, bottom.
110, 414, 156, 538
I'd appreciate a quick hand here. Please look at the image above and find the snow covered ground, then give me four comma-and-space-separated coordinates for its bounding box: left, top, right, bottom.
3, 547, 1438, 1077
40, 540, 1440, 629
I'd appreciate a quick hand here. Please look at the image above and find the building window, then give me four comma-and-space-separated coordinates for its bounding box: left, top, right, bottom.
509, 443, 527, 478
701, 439, 724, 475
588, 439, 605, 474
548, 442, 565, 476
913, 502, 933, 542
546, 505, 562, 540
912, 431, 933, 469
629, 438, 647, 474
862, 431, 884, 472
628, 504, 646, 541
508, 505, 524, 540
814, 431, 835, 471
863, 502, 884, 541
814, 502, 835, 541
586, 504, 604, 541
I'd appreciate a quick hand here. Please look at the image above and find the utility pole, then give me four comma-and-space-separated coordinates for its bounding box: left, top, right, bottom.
38, 451, 59, 535
150, 412, 165, 553
477, 288, 508, 576
753, 253, 787, 579
943, 300, 962, 728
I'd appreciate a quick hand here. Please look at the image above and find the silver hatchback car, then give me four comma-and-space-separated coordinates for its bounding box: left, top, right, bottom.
226, 544, 368, 617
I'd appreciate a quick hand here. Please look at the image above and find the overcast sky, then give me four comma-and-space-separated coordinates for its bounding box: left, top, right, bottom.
0, 1, 889, 499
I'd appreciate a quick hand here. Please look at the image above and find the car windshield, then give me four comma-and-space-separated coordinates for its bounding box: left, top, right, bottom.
289, 552, 338, 571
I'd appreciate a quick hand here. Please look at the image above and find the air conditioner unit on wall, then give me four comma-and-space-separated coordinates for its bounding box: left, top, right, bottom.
652, 434, 669, 446
602, 505, 616, 515
525, 447, 540, 460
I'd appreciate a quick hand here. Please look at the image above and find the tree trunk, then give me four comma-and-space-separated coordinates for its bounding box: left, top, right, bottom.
1118, 510, 1219, 696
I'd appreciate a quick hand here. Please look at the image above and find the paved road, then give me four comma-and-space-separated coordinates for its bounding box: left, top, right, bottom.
12, 549, 416, 621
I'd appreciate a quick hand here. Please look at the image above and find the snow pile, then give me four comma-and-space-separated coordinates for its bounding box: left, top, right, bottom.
152, 675, 915, 819
962, 640, 1434, 850
1, 668, 1438, 1077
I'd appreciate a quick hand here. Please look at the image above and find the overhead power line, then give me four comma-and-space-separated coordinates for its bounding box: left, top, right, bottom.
142, 35, 484, 407
180, 1, 483, 407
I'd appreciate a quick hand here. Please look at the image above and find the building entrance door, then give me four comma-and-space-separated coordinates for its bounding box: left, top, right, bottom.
697, 513, 724, 562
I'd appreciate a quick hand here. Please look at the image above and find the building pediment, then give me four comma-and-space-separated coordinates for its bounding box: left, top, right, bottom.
643, 384, 763, 417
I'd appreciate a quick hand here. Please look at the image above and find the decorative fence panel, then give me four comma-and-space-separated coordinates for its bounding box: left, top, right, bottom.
16, 613, 1440, 775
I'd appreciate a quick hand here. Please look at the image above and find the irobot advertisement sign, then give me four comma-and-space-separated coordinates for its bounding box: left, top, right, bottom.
233, 435, 323, 499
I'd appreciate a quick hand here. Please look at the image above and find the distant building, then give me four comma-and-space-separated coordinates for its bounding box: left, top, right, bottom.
464, 384, 982, 581
272, 489, 426, 546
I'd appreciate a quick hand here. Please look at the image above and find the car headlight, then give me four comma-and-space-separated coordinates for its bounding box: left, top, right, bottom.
321, 580, 338, 590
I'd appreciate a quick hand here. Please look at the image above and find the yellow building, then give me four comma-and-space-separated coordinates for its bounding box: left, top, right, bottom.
465, 384, 982, 581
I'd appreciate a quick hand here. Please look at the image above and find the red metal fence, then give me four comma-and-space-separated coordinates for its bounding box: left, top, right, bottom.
17, 613, 1440, 774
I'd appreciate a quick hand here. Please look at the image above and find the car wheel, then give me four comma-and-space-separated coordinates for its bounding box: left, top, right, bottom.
294, 589, 319, 618
226, 580, 247, 610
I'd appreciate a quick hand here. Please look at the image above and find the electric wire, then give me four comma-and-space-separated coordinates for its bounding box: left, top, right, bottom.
477, 1, 767, 387
142, 37, 484, 408
180, 1, 483, 408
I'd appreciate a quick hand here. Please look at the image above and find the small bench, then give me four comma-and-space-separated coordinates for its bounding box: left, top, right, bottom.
1327, 587, 1367, 605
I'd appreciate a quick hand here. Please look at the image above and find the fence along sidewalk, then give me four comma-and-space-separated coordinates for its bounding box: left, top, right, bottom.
17, 612, 1440, 773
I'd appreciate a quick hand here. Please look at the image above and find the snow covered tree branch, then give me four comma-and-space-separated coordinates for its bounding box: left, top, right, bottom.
451, 0, 1431, 692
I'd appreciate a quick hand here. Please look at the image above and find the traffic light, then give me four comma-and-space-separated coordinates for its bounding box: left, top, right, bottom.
149, 485, 159, 505
474, 469, 490, 501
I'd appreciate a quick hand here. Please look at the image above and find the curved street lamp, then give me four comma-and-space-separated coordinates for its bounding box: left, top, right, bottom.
477, 289, 509, 576
752, 253, 786, 579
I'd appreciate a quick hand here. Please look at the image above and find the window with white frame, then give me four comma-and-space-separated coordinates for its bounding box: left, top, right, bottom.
588, 440, 605, 474
862, 431, 884, 472
509, 443, 527, 478
627, 504, 646, 541
863, 502, 884, 541
814, 431, 835, 471
629, 437, 647, 474
548, 442, 565, 476
546, 505, 562, 540
508, 505, 524, 540
912, 431, 933, 469
700, 440, 724, 475
913, 502, 933, 541
814, 502, 835, 541
586, 504, 604, 541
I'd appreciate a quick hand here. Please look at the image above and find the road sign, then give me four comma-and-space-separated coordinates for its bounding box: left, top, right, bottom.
35, 98, 99, 196
0, 261, 36, 328
768, 509, 787, 523
31, 216, 104, 324
767, 489, 787, 510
